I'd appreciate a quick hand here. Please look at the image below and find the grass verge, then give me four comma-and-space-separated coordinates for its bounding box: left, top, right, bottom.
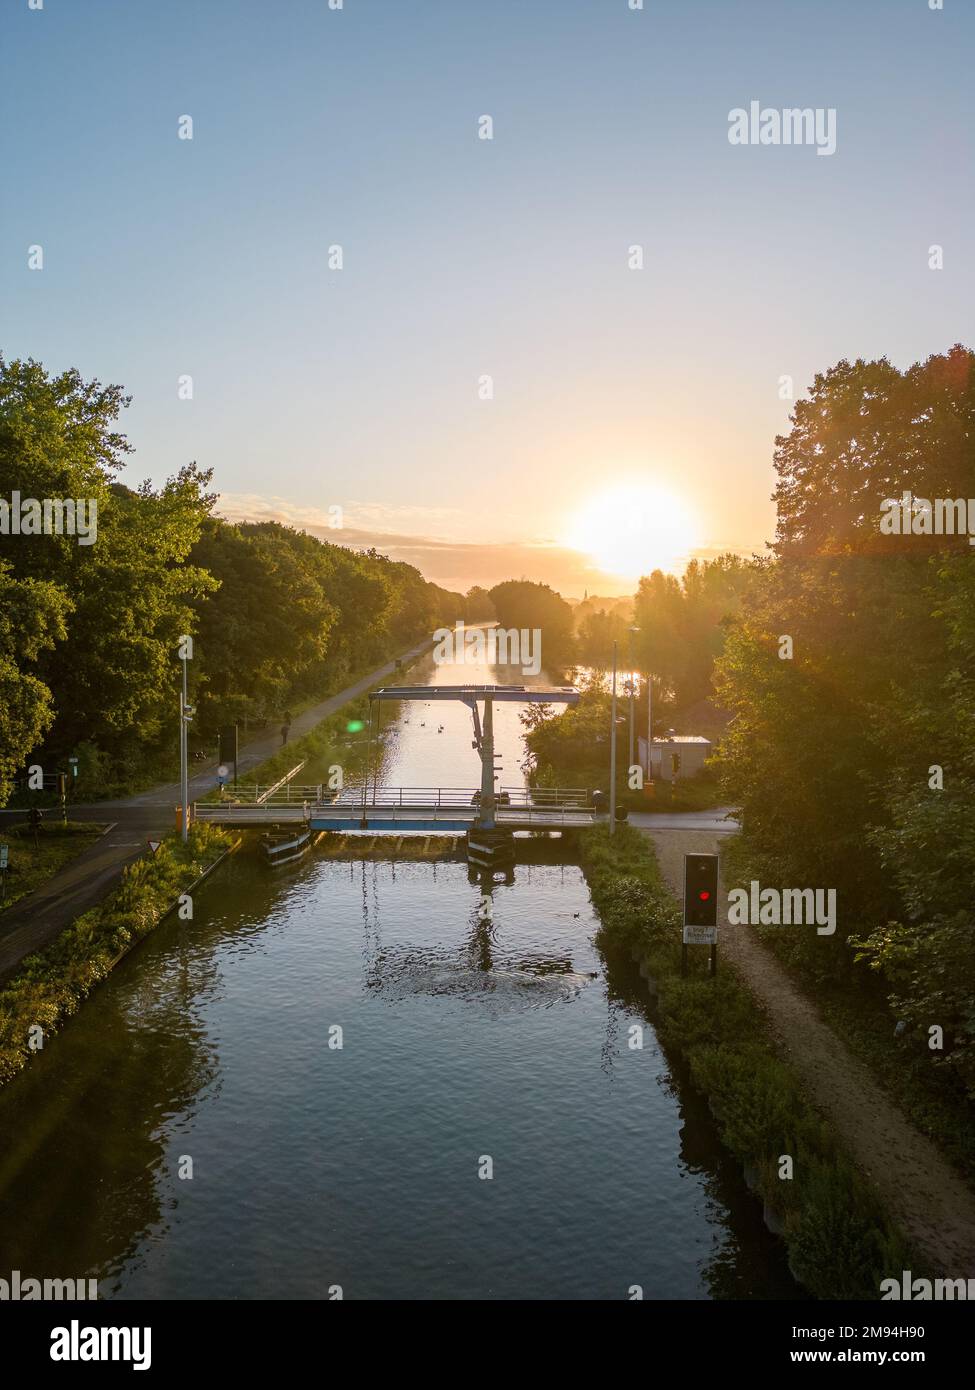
0, 822, 105, 913
0, 823, 234, 1088
578, 822, 917, 1299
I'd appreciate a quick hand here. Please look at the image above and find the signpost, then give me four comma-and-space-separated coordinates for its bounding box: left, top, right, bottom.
219, 725, 238, 790
682, 852, 719, 976
0, 842, 8, 904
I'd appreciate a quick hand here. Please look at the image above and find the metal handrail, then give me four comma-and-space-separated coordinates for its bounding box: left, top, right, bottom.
201, 783, 594, 813
255, 761, 307, 804
193, 801, 595, 827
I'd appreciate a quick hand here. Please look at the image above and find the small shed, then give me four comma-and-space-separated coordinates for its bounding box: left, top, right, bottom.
638, 735, 712, 782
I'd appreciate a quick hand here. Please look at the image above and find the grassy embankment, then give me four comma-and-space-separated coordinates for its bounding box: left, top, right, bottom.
0, 823, 233, 1088
578, 823, 917, 1300
0, 822, 105, 912
201, 691, 384, 803
720, 833, 975, 1185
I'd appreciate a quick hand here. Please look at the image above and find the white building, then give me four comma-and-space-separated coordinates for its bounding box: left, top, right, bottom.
638, 734, 712, 782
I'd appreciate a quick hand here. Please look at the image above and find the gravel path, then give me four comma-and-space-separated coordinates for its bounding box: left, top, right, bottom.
643, 825, 975, 1278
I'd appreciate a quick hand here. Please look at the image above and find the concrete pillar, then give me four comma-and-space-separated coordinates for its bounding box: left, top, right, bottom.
479, 696, 496, 827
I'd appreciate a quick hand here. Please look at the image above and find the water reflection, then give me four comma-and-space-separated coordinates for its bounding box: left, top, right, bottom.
0, 647, 802, 1299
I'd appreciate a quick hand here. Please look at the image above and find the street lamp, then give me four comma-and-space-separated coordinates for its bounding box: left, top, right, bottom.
179, 652, 194, 844
609, 639, 618, 835
627, 625, 641, 769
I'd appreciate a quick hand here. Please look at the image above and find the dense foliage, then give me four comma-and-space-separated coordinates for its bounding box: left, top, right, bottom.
488, 579, 575, 670
0, 356, 464, 795
715, 345, 975, 1101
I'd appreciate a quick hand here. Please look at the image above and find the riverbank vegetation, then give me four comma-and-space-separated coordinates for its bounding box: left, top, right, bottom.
579, 824, 915, 1299
713, 346, 975, 1167
200, 695, 375, 801
0, 823, 232, 1087
520, 677, 725, 811
0, 821, 104, 913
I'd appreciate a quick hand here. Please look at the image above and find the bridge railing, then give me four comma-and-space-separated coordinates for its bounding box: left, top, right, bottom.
327, 785, 593, 809
255, 761, 307, 804
208, 784, 594, 810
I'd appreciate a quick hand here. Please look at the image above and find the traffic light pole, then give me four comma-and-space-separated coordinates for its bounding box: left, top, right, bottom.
682, 851, 719, 977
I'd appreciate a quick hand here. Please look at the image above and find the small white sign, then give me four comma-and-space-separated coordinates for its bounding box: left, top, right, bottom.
147, 839, 162, 855
683, 925, 717, 946
0, 844, 8, 869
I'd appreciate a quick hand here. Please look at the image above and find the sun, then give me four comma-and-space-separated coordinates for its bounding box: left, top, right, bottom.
564, 483, 700, 581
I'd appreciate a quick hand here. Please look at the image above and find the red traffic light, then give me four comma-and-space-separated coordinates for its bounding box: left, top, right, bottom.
699, 890, 710, 901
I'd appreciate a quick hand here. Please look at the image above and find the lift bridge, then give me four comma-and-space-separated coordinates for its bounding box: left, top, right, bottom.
194, 685, 593, 863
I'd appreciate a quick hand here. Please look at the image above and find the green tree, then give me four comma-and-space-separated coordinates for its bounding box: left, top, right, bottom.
488, 579, 575, 669
0, 356, 216, 773
0, 563, 71, 803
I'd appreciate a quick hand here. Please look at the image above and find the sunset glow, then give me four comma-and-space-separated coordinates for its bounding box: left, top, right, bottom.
564, 484, 701, 580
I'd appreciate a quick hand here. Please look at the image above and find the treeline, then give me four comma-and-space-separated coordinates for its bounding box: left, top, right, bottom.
525, 554, 756, 782
522, 344, 975, 1120
0, 357, 463, 799
714, 344, 975, 1105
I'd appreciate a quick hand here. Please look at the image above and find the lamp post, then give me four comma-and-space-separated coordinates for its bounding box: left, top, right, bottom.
179, 652, 193, 844
647, 676, 654, 782
609, 639, 618, 836
627, 625, 640, 770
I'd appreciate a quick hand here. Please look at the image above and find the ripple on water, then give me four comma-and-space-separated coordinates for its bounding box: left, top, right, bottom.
367, 962, 596, 1016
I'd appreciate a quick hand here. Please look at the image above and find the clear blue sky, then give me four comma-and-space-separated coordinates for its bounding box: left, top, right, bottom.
2, 0, 971, 592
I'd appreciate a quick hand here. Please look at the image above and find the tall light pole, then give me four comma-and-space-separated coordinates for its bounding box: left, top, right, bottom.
627, 625, 640, 769
609, 639, 618, 836
179, 647, 193, 844
647, 675, 653, 782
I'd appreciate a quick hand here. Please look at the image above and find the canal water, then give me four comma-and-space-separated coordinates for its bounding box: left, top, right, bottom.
0, 651, 798, 1299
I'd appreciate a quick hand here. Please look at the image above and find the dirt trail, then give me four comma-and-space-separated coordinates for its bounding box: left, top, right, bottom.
643, 826, 975, 1277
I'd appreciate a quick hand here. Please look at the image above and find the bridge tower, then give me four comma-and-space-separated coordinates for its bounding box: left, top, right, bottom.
368, 682, 581, 867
